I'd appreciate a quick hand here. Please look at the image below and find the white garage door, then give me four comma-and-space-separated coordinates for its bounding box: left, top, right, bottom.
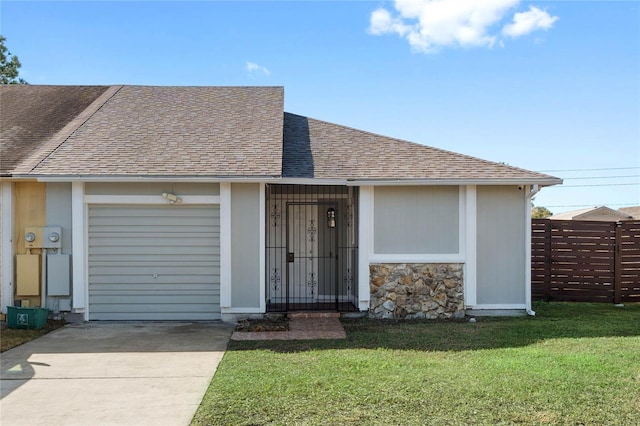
88, 205, 220, 320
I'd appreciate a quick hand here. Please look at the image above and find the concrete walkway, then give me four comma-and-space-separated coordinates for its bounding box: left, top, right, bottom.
1, 322, 233, 426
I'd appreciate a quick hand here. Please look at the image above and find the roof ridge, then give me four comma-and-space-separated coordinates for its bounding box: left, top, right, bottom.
13, 85, 123, 174
284, 112, 558, 182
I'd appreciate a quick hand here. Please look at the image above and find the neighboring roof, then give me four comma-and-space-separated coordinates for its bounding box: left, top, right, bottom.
283, 113, 560, 183
551, 206, 633, 221
0, 85, 110, 175
618, 206, 640, 219
29, 86, 284, 177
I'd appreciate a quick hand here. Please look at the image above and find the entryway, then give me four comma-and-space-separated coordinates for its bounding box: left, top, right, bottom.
266, 185, 358, 312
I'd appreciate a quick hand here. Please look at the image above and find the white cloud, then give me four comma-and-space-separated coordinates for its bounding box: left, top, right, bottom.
369, 8, 411, 36
368, 0, 558, 53
246, 61, 270, 76
502, 6, 559, 37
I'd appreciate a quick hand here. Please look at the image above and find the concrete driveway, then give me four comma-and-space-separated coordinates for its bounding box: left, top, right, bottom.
1, 322, 233, 426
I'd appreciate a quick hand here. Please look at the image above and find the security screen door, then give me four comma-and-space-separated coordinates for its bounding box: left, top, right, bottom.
286, 202, 337, 306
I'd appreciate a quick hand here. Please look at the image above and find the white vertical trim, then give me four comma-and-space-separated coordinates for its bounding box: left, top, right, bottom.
524, 185, 535, 315
358, 186, 374, 311
219, 182, 232, 308
71, 182, 87, 316
1, 182, 14, 314
464, 185, 477, 306
258, 182, 266, 313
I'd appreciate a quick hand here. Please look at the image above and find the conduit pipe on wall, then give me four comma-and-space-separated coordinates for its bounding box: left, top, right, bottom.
41, 248, 47, 308
525, 184, 540, 316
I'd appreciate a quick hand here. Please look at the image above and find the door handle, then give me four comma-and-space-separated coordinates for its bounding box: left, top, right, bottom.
287, 252, 295, 262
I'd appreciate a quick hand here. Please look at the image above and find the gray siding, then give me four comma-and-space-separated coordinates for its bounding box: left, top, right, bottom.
231, 183, 261, 308
88, 205, 220, 320
85, 182, 220, 196
374, 186, 459, 254
46, 183, 73, 254
476, 186, 526, 305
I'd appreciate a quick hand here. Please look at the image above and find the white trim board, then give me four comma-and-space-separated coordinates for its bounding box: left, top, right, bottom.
71, 182, 87, 315
369, 254, 464, 263
357, 186, 373, 311
1, 182, 14, 314
464, 185, 477, 306
219, 183, 232, 309
466, 304, 526, 310
84, 195, 220, 205
221, 307, 264, 314
258, 183, 266, 313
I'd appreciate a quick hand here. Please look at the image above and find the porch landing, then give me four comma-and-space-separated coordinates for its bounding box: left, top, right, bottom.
231, 312, 346, 341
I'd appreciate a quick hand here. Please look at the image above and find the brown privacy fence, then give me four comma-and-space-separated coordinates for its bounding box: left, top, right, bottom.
531, 219, 640, 303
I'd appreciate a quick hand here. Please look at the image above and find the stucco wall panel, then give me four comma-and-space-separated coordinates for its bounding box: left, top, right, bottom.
476, 186, 525, 305
231, 183, 261, 308
374, 186, 459, 254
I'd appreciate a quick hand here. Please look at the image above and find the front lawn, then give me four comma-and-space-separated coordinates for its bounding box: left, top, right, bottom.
193, 303, 640, 425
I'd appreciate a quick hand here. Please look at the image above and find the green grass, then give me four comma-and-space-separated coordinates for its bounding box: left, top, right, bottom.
192, 303, 640, 425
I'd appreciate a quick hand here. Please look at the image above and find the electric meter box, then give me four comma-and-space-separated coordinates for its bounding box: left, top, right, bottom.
24, 226, 62, 249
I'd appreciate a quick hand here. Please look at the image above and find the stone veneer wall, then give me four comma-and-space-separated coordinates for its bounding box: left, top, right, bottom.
369, 263, 464, 319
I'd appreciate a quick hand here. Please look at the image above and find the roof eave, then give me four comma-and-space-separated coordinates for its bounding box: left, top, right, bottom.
343, 177, 563, 187
21, 174, 283, 183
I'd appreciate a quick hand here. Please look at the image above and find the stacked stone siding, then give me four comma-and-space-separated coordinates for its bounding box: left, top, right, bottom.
369, 263, 464, 319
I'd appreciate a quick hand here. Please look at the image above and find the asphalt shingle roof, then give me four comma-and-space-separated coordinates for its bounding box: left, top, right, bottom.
31, 86, 284, 177
1, 85, 560, 184
0, 85, 109, 175
282, 112, 559, 182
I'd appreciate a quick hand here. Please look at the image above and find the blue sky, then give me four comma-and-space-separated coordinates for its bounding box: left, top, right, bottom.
2, 0, 639, 213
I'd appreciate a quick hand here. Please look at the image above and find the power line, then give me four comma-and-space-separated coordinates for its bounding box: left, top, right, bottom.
537, 166, 640, 172
548, 183, 639, 188
563, 175, 640, 180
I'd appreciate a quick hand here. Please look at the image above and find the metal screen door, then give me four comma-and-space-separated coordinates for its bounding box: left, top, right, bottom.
266, 184, 359, 312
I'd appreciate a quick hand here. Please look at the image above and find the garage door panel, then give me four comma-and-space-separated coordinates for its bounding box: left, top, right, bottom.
91, 274, 220, 285
88, 205, 221, 320
89, 231, 220, 240
91, 266, 218, 276
91, 294, 220, 305
89, 216, 216, 227
89, 246, 219, 257
93, 282, 219, 295
88, 237, 220, 248
93, 255, 220, 266
91, 206, 219, 218
91, 312, 219, 321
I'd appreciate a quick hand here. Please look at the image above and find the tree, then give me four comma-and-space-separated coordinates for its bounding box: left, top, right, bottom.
531, 206, 553, 219
0, 35, 27, 84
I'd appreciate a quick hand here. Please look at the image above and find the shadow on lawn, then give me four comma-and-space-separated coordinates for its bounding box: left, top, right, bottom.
228, 302, 640, 353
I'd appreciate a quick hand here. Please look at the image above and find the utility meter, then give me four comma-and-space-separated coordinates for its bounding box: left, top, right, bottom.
24, 226, 63, 249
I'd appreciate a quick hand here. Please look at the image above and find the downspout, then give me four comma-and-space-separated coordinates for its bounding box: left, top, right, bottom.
525, 184, 539, 316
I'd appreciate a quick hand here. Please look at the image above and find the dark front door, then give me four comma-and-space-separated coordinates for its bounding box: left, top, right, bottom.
286, 202, 337, 310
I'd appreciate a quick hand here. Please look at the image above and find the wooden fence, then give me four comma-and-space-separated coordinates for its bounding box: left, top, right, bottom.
532, 219, 640, 303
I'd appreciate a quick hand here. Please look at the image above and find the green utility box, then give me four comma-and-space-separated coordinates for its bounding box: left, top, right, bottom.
7, 307, 49, 330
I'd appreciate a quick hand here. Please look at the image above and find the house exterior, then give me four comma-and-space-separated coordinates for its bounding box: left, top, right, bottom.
550, 206, 634, 222
618, 206, 640, 220
0, 85, 562, 322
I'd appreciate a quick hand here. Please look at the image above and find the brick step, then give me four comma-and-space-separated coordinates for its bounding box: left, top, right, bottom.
287, 312, 341, 319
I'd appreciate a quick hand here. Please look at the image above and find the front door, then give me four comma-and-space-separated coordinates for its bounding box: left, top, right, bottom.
286, 202, 337, 309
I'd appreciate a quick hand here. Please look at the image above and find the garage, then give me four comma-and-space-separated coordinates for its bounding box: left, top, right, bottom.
88, 204, 220, 320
